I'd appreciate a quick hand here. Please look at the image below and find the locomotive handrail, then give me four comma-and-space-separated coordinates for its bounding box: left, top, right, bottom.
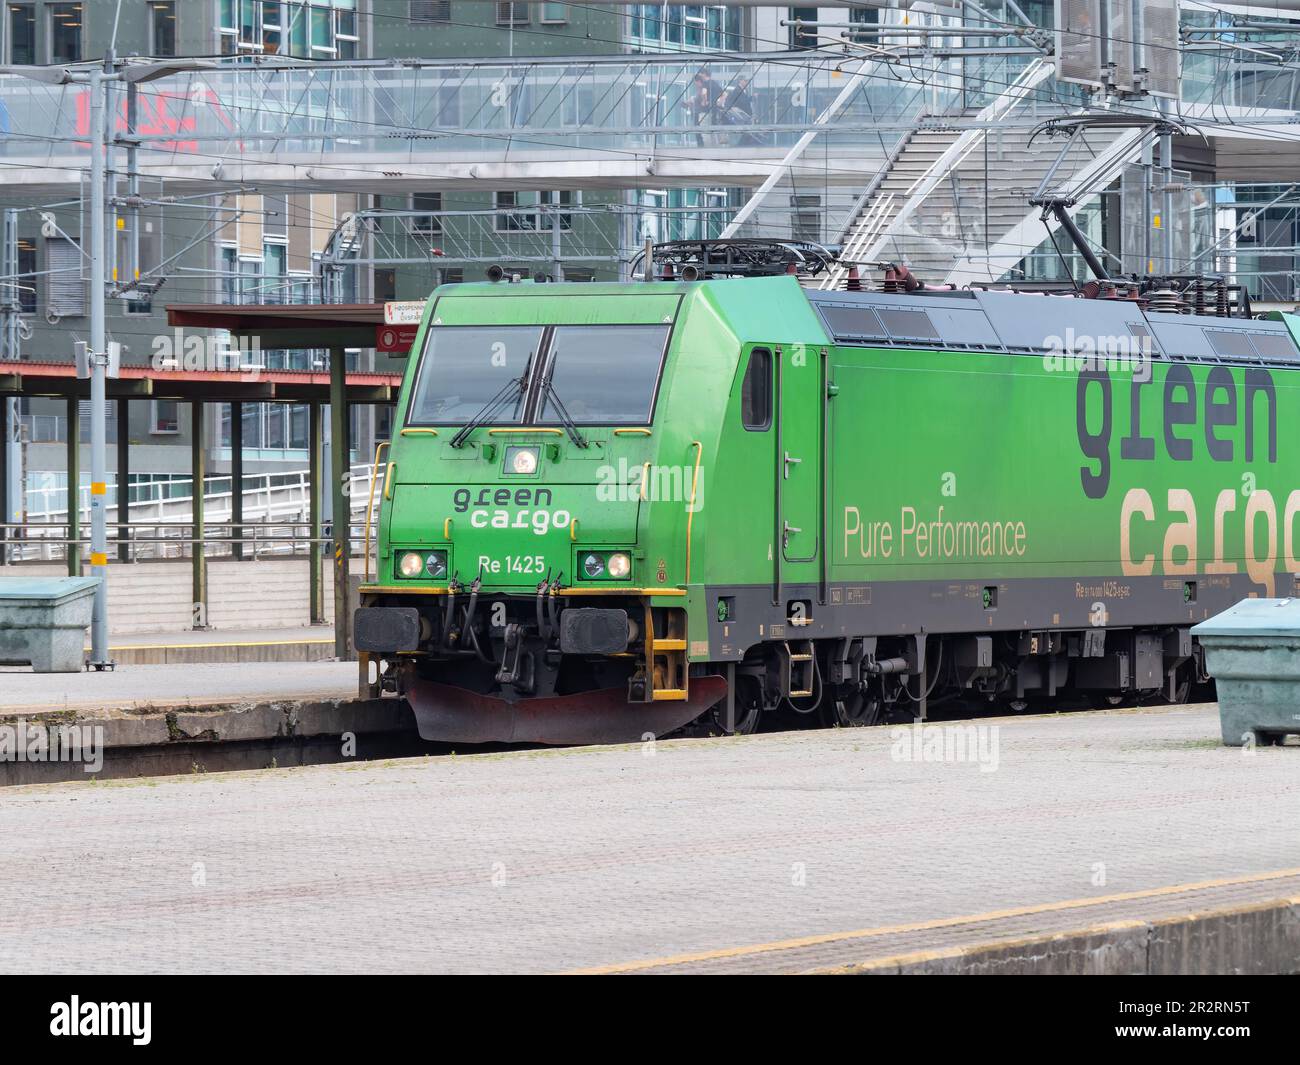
487, 428, 564, 436
685, 441, 704, 584
363, 440, 391, 584
399, 428, 438, 437
613, 428, 652, 437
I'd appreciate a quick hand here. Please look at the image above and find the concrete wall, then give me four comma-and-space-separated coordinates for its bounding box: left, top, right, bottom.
13, 557, 334, 636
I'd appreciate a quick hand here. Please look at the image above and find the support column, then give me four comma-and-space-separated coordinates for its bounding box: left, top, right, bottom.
191, 400, 207, 628
309, 401, 323, 624
66, 396, 80, 577
116, 398, 129, 562
230, 400, 244, 560
0, 395, 8, 565
329, 347, 351, 659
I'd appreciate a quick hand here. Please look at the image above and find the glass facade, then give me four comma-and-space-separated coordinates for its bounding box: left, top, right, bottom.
627, 5, 742, 51
219, 0, 357, 58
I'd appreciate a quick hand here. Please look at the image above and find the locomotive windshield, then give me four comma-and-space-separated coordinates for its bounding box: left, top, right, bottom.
539, 325, 669, 425
406, 326, 543, 425
407, 322, 669, 427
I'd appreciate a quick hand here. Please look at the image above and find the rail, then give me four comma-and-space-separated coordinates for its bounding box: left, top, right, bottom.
2, 461, 386, 568
0, 521, 364, 564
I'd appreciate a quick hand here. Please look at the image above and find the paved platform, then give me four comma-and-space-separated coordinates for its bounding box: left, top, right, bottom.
2, 702, 1299, 974
0, 660, 357, 714
89, 625, 336, 665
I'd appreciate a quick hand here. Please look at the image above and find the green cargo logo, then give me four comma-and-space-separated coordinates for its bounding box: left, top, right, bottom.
1075, 365, 1296, 594
451, 487, 571, 536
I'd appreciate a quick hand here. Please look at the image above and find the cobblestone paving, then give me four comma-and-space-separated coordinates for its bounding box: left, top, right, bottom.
1, 704, 1297, 973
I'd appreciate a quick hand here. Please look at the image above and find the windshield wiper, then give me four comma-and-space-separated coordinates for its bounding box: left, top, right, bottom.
540, 377, 589, 449
449, 373, 528, 449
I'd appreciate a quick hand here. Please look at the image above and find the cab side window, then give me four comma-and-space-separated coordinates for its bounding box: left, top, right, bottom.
741, 347, 772, 431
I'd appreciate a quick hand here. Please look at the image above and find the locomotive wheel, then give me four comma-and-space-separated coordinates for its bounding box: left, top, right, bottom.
732, 699, 762, 735
715, 678, 762, 735
1169, 666, 1192, 705
826, 688, 881, 728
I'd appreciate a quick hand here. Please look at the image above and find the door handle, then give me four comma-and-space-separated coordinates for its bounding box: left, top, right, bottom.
783, 520, 801, 548
783, 451, 802, 479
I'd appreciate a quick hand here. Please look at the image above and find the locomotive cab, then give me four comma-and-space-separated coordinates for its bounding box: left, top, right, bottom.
354, 276, 813, 743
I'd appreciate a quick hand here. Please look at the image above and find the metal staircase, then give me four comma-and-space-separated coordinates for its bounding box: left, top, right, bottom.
820, 60, 1148, 290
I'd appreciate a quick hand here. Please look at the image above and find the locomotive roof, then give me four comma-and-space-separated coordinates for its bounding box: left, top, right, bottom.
433, 277, 1300, 370
805, 287, 1300, 368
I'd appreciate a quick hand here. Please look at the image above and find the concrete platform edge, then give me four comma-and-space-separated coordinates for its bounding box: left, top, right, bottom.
0, 696, 412, 762
811, 896, 1300, 975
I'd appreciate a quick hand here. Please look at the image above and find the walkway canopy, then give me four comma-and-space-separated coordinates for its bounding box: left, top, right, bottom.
0, 302, 410, 663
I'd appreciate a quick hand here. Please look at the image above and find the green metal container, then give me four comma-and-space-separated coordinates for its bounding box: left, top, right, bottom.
0, 577, 101, 673
1193, 598, 1300, 747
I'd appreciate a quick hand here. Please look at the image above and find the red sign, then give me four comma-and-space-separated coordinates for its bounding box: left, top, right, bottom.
377, 325, 418, 353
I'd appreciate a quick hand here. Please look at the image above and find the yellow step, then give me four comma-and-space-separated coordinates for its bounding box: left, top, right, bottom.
652, 688, 688, 701
653, 639, 687, 652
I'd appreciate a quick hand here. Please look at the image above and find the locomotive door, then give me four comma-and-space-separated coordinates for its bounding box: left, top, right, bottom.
777, 344, 821, 585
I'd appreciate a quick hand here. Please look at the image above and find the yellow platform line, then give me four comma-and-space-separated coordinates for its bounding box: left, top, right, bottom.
566, 865, 1300, 975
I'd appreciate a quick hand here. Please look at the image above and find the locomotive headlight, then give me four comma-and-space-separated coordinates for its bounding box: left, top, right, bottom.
425, 551, 448, 579
582, 552, 606, 579
506, 445, 539, 475
398, 551, 425, 578
606, 552, 631, 579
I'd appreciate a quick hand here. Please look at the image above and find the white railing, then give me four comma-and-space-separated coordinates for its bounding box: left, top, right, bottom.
6, 463, 384, 564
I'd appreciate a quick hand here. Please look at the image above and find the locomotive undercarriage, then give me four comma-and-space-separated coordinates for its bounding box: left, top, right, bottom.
362, 582, 1211, 743
359, 591, 725, 744
710, 626, 1211, 736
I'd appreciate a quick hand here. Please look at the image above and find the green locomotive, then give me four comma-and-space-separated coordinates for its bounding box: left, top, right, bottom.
355, 264, 1300, 744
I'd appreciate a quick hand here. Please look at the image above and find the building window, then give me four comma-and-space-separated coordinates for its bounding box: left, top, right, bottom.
15, 239, 36, 313
6, 4, 34, 63
150, 400, 179, 434
412, 192, 442, 235
411, 0, 451, 21
495, 191, 526, 231
263, 241, 287, 302
239, 256, 262, 305
788, 7, 817, 50
310, 4, 334, 55
48, 2, 82, 63
541, 2, 566, 23
495, 191, 575, 231
336, 4, 358, 58
148, 1, 176, 56
496, 2, 529, 25
220, 245, 238, 304
791, 194, 821, 243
